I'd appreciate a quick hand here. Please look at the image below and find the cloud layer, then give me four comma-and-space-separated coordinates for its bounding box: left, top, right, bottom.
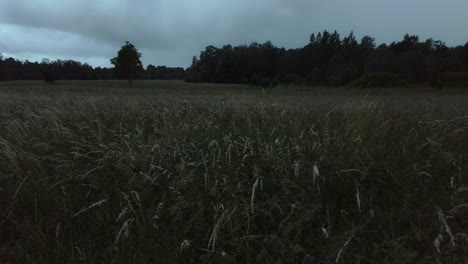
1, 0, 467, 67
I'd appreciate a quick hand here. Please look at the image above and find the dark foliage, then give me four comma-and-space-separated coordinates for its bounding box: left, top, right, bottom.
186, 31, 468, 87
347, 72, 407, 88
1, 33, 467, 87
146, 65, 185, 80
437, 72, 468, 87
0, 54, 185, 82
43, 69, 55, 84
110, 41, 144, 87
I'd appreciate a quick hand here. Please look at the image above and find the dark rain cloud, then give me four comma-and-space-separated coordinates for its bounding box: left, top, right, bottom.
0, 0, 467, 67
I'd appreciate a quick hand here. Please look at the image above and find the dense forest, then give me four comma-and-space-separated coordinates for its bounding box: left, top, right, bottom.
0, 55, 185, 81
187, 30, 468, 87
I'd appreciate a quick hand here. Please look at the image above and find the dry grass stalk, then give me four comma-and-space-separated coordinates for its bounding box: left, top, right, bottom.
72, 199, 107, 218
312, 162, 319, 186
251, 177, 260, 214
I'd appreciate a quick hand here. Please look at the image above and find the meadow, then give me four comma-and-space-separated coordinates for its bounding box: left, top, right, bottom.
0, 80, 467, 263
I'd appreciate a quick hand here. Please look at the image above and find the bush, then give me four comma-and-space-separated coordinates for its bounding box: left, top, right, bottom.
184, 71, 202, 83
249, 73, 263, 86
306, 68, 321, 85
339, 63, 360, 85
347, 72, 406, 88
283, 74, 304, 85
430, 77, 443, 89
436, 72, 468, 87
327, 63, 360, 87
251, 78, 279, 88
43, 70, 55, 84
326, 75, 342, 87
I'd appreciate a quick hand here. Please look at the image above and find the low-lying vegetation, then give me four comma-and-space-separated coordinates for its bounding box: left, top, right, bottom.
436, 72, 468, 87
347, 72, 407, 88
0, 89, 467, 263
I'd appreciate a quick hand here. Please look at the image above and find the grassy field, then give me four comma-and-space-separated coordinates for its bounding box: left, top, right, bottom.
1, 80, 467, 263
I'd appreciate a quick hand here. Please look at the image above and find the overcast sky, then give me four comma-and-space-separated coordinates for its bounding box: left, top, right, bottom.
0, 0, 467, 68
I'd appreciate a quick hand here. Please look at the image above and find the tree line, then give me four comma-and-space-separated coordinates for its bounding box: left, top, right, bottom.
186, 31, 468, 87
2, 31, 468, 87
0, 53, 185, 82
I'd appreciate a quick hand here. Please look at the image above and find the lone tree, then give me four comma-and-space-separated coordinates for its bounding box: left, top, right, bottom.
111, 41, 143, 87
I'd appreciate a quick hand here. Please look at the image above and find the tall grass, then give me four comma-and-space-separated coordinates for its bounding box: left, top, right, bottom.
0, 92, 467, 263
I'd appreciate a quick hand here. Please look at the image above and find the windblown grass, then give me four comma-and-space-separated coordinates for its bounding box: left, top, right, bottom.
0, 85, 467, 263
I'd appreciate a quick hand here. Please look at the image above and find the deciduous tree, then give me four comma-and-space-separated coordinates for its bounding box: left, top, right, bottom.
111, 41, 143, 87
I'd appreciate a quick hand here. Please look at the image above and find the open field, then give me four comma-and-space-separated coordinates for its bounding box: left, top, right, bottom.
2, 80, 468, 107
1, 80, 468, 263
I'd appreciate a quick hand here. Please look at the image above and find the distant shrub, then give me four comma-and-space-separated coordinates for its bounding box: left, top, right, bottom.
430, 77, 443, 89
251, 78, 278, 88
239, 77, 251, 84
259, 78, 270, 88
306, 68, 321, 85
325, 76, 341, 87
43, 70, 55, 84
347, 72, 406, 88
283, 74, 304, 85
436, 72, 468, 87
327, 63, 360, 86
249, 73, 262, 86
271, 77, 279, 88
339, 63, 360, 85
184, 71, 202, 83
263, 78, 278, 88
